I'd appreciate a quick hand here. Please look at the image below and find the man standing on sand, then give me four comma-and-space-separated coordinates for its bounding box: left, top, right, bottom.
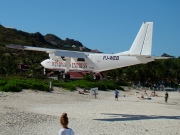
165, 91, 169, 103
115, 89, 119, 101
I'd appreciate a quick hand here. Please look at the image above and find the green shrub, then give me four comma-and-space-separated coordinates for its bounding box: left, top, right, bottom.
0, 78, 50, 92
83, 75, 94, 82
0, 77, 124, 92
52, 80, 76, 91
61, 83, 76, 91
0, 80, 7, 86
61, 80, 124, 91
2, 83, 22, 92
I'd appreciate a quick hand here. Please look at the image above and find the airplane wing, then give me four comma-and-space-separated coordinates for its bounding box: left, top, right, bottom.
5, 44, 89, 58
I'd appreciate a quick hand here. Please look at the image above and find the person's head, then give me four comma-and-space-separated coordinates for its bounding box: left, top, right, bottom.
60, 113, 69, 128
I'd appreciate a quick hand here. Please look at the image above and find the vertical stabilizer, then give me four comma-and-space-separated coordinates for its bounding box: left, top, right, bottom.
129, 22, 153, 55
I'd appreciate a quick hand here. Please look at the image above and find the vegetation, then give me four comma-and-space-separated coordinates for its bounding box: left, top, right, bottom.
53, 80, 124, 91
0, 78, 50, 92
105, 58, 180, 88
0, 77, 124, 92
0, 24, 179, 92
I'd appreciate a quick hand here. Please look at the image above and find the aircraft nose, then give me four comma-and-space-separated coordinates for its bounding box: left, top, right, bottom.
41, 60, 45, 67
41, 59, 49, 68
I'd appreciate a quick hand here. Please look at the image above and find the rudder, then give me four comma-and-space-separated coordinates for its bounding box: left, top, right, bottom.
129, 22, 153, 55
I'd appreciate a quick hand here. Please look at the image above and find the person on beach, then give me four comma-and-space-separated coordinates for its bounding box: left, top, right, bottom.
165, 92, 169, 103
115, 89, 119, 101
58, 113, 74, 135
141, 94, 145, 99
137, 94, 145, 100
151, 91, 158, 96
144, 90, 147, 95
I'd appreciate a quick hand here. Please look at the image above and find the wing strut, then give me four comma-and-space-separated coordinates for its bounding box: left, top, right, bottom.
65, 57, 71, 73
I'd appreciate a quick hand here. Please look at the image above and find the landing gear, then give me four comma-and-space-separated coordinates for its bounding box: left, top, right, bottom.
93, 74, 101, 81
62, 57, 71, 81
43, 68, 47, 75
63, 73, 70, 80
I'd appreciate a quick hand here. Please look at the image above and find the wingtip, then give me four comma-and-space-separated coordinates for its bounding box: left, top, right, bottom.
5, 44, 25, 50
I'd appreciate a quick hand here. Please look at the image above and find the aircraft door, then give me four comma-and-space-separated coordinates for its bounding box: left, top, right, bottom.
95, 55, 101, 65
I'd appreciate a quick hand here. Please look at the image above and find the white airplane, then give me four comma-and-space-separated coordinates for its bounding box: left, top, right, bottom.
6, 22, 168, 79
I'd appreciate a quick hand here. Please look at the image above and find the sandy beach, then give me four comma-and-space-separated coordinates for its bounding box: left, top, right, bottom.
0, 87, 180, 135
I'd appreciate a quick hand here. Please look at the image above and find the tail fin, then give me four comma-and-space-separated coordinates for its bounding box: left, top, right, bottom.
129, 22, 153, 55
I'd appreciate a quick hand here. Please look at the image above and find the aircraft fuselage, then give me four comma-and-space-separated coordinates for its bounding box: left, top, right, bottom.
41, 53, 154, 73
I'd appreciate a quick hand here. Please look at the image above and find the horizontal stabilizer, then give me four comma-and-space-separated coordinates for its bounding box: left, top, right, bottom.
119, 54, 171, 59
151, 56, 172, 59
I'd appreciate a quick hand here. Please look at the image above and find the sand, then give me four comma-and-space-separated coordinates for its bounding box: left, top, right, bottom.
0, 87, 180, 135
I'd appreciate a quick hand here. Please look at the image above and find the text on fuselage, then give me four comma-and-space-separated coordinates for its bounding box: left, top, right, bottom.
72, 63, 87, 69
52, 62, 87, 69
103, 56, 119, 60
52, 62, 66, 67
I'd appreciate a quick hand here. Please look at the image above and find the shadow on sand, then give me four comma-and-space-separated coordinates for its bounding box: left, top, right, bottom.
93, 113, 180, 122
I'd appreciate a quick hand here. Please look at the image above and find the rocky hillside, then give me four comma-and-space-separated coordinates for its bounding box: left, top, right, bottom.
0, 25, 91, 51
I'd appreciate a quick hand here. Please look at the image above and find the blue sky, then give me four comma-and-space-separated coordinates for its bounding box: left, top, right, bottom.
0, 0, 179, 57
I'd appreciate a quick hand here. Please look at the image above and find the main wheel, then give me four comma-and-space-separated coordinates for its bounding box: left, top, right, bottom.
63, 73, 70, 79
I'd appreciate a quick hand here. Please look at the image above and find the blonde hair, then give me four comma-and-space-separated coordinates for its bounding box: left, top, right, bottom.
60, 113, 69, 126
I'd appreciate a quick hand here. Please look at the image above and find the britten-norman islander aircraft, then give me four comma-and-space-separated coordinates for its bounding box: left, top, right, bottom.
6, 22, 168, 80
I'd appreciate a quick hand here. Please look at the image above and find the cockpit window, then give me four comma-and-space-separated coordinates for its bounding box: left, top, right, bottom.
77, 58, 85, 61
61, 56, 66, 61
